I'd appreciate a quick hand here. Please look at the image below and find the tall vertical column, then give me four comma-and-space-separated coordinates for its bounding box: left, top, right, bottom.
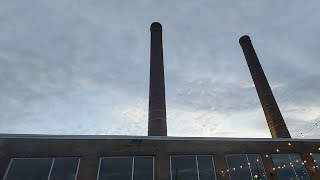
148, 22, 167, 136
239, 35, 291, 138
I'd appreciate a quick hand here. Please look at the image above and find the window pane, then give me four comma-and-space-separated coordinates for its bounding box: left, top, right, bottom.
4, 158, 53, 180
272, 154, 309, 180
98, 157, 133, 180
247, 154, 267, 180
197, 156, 216, 180
272, 154, 296, 180
49, 157, 79, 180
289, 154, 309, 180
171, 156, 198, 180
226, 155, 252, 180
133, 157, 153, 180
312, 153, 320, 170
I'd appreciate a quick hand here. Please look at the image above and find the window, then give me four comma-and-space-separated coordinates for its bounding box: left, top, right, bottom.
133, 157, 154, 180
272, 154, 309, 180
49, 157, 80, 180
312, 153, 320, 170
97, 156, 154, 180
225, 154, 267, 180
3, 157, 80, 180
170, 155, 217, 180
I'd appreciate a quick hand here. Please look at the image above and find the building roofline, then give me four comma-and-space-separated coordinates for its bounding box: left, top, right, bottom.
0, 133, 318, 142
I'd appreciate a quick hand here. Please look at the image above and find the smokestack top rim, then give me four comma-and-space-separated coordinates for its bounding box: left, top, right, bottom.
150, 22, 162, 31
239, 35, 251, 45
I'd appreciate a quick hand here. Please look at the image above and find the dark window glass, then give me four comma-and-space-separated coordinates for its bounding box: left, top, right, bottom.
226, 155, 252, 180
171, 156, 198, 180
49, 157, 79, 180
290, 154, 309, 180
133, 157, 153, 180
197, 156, 216, 180
247, 154, 267, 180
272, 154, 309, 180
98, 157, 133, 180
4, 158, 53, 180
312, 153, 320, 170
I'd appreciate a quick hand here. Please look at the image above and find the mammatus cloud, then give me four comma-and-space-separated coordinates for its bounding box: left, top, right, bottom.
0, 0, 320, 138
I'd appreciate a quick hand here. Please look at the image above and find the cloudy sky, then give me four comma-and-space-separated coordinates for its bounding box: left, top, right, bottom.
0, 1, 320, 138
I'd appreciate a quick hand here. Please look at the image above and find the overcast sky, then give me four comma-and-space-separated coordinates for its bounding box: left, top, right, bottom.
1, 1, 320, 138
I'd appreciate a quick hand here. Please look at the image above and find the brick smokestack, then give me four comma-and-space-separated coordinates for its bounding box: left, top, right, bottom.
239, 35, 291, 138
148, 22, 167, 136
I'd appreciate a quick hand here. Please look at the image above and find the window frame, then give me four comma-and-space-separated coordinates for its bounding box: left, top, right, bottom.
3, 157, 80, 180
169, 155, 217, 180
271, 153, 310, 180
225, 154, 268, 180
96, 156, 155, 180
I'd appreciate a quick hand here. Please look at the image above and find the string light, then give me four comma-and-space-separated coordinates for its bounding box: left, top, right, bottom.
266, 155, 269, 158
299, 120, 320, 137
276, 149, 279, 152
288, 142, 291, 146
310, 153, 313, 156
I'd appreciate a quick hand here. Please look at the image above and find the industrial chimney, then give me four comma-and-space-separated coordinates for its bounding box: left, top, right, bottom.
239, 35, 291, 138
148, 22, 167, 136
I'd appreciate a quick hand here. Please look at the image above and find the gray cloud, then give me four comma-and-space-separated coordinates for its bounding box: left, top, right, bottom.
0, 0, 320, 138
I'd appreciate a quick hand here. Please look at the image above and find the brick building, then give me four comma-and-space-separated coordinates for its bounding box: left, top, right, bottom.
0, 22, 319, 180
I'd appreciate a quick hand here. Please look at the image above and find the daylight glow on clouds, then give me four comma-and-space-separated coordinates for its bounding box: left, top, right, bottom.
0, 0, 320, 138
